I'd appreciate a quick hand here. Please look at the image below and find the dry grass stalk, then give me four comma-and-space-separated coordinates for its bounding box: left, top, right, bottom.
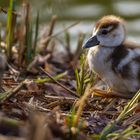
0, 79, 29, 103
39, 67, 79, 98
41, 15, 57, 51
18, 2, 30, 66
50, 21, 80, 39
123, 112, 140, 126
73, 84, 91, 127
92, 88, 134, 99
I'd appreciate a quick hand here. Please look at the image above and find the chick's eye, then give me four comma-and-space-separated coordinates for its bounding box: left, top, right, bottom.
102, 30, 108, 35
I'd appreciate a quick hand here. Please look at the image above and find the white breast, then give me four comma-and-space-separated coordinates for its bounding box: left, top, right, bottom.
87, 46, 115, 88
87, 46, 113, 76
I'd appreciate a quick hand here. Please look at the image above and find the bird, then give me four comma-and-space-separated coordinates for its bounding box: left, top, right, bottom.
83, 15, 140, 95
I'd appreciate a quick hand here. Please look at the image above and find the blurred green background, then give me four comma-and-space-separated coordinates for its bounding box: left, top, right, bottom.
1, 0, 140, 44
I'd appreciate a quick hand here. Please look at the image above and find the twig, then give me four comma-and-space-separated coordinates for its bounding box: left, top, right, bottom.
44, 15, 57, 47
0, 79, 28, 103
123, 112, 140, 126
39, 67, 79, 98
103, 99, 117, 113
45, 21, 80, 41
0, 7, 20, 16
44, 95, 77, 108
45, 95, 76, 101
8, 63, 20, 75
92, 88, 133, 99
23, 102, 51, 113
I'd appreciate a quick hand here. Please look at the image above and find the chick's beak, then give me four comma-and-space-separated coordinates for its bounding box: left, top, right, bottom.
83, 35, 100, 48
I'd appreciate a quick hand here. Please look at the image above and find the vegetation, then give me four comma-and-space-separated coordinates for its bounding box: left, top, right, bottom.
0, 1, 140, 140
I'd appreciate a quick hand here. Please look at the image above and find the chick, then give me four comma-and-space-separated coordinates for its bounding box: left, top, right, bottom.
83, 15, 140, 94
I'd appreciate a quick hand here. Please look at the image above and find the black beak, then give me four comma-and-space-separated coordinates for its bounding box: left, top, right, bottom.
83, 35, 100, 48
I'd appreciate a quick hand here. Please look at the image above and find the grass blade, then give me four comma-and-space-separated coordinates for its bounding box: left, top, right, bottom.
100, 90, 140, 140
6, 0, 14, 59
33, 10, 39, 56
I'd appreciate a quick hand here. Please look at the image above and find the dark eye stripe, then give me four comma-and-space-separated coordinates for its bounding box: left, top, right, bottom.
101, 25, 116, 35
102, 30, 108, 35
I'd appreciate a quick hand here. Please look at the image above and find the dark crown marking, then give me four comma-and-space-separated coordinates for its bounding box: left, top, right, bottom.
95, 15, 125, 31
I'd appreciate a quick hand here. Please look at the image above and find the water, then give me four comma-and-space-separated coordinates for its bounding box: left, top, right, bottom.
1, 0, 140, 46
30, 0, 140, 44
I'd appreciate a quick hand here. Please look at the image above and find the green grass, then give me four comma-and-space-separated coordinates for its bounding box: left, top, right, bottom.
107, 126, 139, 140
6, 0, 15, 59
100, 90, 140, 140
5, 0, 41, 67
75, 54, 90, 96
